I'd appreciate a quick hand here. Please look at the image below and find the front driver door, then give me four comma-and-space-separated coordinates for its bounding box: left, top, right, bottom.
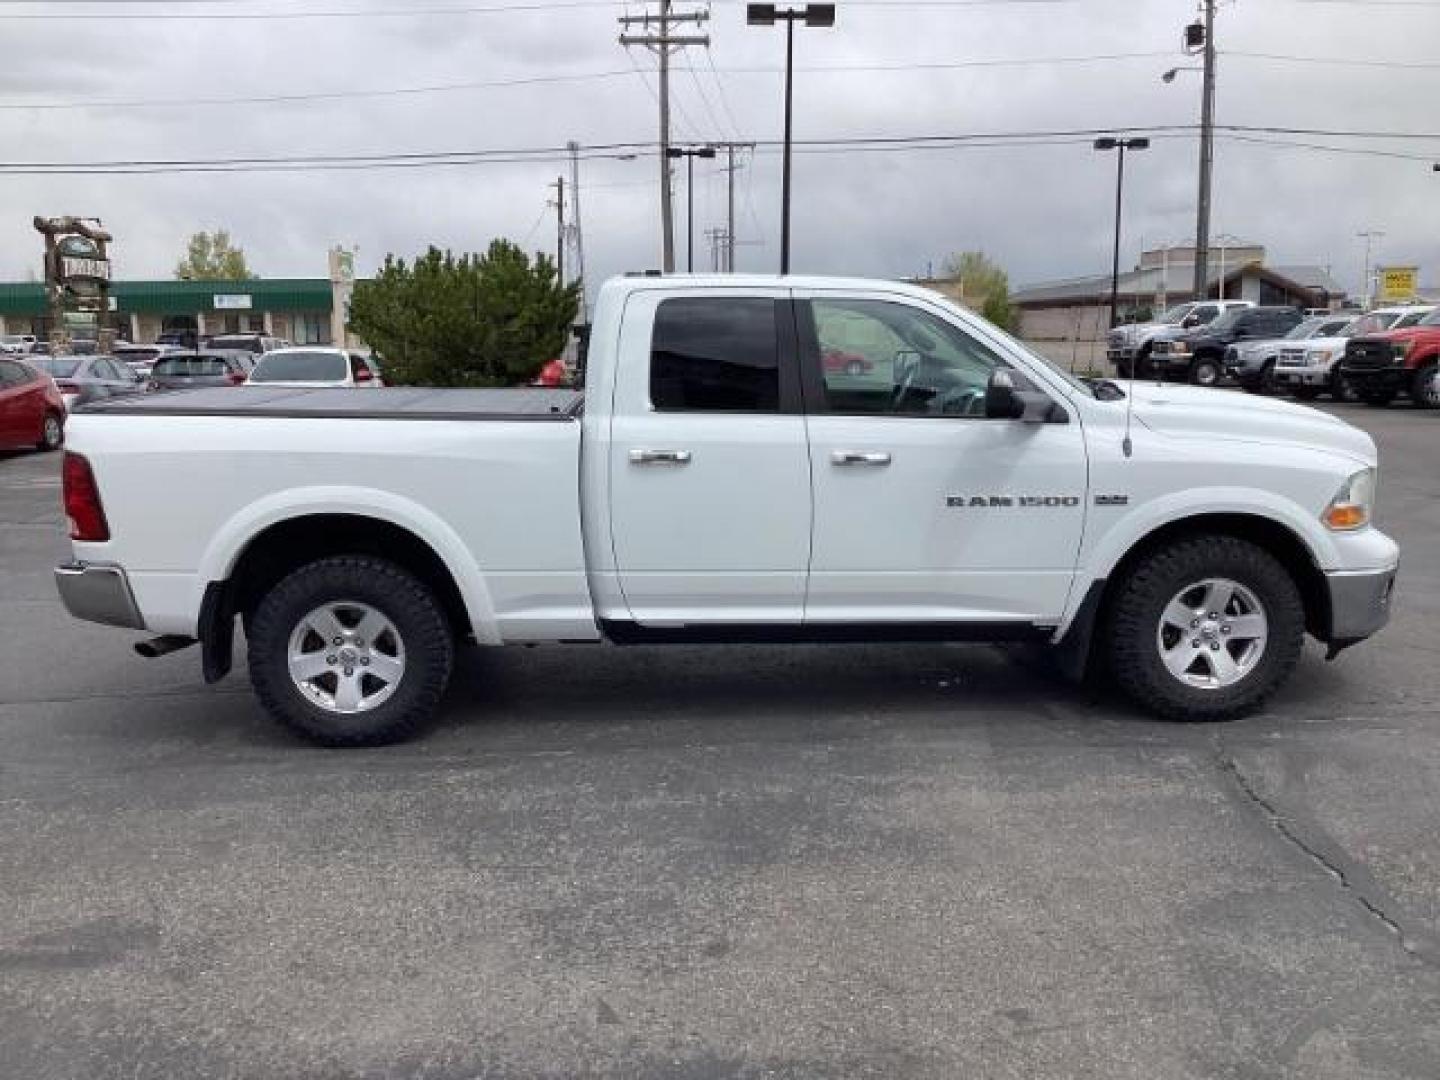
798, 291, 1088, 626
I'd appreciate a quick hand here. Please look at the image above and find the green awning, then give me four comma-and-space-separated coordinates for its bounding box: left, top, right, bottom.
0, 278, 337, 317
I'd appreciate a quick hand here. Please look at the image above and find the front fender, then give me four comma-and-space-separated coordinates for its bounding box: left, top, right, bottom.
197, 485, 501, 645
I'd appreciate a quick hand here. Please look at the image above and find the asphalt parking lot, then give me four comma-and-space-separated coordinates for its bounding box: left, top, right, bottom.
1, 403, 1438, 1079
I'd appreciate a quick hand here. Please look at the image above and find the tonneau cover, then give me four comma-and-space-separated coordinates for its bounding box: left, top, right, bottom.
78, 386, 584, 421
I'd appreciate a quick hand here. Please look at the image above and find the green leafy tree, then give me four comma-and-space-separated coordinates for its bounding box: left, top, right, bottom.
943, 250, 1018, 332
346, 241, 579, 387
174, 230, 255, 280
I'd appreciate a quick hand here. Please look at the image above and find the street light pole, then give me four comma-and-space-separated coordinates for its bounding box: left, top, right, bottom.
666, 145, 716, 272
747, 3, 835, 275
1094, 136, 1150, 330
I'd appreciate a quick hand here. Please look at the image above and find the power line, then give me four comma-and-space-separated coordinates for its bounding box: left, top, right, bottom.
0, 0, 1078, 16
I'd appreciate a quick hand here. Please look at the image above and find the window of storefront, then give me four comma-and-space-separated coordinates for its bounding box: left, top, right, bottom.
291, 312, 331, 345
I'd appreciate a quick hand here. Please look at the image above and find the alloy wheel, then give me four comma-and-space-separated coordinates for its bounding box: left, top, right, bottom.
1155, 578, 1268, 690
286, 600, 406, 714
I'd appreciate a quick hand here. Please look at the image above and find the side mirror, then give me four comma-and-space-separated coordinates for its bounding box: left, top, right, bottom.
985, 369, 1025, 420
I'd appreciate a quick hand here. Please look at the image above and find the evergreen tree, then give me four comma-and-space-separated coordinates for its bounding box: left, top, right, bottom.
347, 241, 580, 387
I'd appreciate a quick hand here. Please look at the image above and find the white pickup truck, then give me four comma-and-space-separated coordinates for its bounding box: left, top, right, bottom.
56, 275, 1398, 745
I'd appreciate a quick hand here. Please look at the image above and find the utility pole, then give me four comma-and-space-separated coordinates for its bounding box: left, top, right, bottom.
1357, 230, 1384, 308
619, 1, 710, 273
549, 175, 565, 285
716, 142, 754, 271
1190, 0, 1217, 301
567, 140, 587, 320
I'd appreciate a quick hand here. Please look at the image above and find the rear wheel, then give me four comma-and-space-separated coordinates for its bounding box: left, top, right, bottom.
247, 556, 454, 746
35, 411, 63, 452
1107, 536, 1304, 722
1411, 363, 1439, 409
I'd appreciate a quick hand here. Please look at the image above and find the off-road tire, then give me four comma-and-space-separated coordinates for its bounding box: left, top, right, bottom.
35, 411, 63, 452
1106, 535, 1305, 723
248, 556, 454, 746
1411, 363, 1439, 410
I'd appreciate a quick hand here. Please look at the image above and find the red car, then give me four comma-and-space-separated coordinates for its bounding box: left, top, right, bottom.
0, 356, 65, 452
822, 348, 873, 376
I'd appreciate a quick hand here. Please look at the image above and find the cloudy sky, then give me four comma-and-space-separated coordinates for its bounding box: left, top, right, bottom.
1, 0, 1437, 300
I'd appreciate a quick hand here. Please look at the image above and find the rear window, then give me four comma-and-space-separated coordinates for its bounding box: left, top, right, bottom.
250, 351, 348, 382
32, 357, 81, 378
153, 355, 231, 377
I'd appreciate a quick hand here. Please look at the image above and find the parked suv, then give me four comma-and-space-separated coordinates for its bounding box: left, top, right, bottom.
1107, 299, 1252, 378
1273, 306, 1432, 402
1151, 305, 1305, 386
1339, 305, 1440, 408
1224, 313, 1351, 394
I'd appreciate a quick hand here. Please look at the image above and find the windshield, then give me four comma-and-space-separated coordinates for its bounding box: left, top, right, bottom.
1159, 303, 1195, 324
1285, 318, 1329, 340
1347, 312, 1401, 336
32, 357, 81, 378
250, 350, 347, 382
1204, 308, 1245, 333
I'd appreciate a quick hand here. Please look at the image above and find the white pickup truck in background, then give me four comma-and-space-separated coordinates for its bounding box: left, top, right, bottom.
56, 275, 1397, 745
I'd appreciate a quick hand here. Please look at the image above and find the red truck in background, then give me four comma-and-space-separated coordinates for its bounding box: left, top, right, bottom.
1339, 306, 1440, 407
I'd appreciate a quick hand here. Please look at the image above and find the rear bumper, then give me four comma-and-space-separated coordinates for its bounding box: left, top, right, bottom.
54, 561, 146, 630
1325, 564, 1397, 650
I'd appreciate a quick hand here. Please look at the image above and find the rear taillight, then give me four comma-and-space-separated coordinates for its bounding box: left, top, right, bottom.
62, 451, 110, 542
226, 370, 245, 385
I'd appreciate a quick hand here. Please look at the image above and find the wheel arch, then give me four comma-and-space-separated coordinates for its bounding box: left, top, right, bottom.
225, 513, 475, 641
1057, 511, 1329, 679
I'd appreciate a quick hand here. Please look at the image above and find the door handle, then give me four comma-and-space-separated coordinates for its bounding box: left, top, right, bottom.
830, 450, 892, 467
629, 449, 692, 466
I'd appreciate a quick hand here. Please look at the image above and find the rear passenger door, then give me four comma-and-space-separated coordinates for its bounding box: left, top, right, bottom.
607, 289, 812, 625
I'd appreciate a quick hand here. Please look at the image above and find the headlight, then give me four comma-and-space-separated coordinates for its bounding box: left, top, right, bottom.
1322, 467, 1376, 531
1170, 341, 1190, 354
1305, 348, 1332, 367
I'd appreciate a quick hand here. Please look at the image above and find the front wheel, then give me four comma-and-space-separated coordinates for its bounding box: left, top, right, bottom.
1191, 357, 1222, 387
1411, 363, 1439, 409
1328, 370, 1357, 403
247, 556, 454, 746
35, 411, 63, 452
1106, 536, 1304, 722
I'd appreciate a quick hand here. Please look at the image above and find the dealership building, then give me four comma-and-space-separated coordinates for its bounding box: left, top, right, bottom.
0, 277, 347, 346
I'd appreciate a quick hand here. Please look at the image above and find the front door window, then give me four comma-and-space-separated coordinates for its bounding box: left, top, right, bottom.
809, 298, 1007, 418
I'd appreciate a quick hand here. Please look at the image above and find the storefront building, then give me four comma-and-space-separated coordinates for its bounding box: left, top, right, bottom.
0, 278, 341, 346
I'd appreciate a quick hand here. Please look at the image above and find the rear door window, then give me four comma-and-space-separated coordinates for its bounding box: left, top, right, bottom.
649, 297, 781, 412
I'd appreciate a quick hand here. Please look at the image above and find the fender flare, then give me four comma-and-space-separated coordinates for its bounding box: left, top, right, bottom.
196, 485, 501, 646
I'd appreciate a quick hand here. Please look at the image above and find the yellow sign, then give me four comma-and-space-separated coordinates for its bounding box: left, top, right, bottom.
1377, 266, 1418, 303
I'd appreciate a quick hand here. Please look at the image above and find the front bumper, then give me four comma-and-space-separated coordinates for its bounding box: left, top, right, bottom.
1273, 367, 1330, 388
54, 561, 146, 630
1341, 366, 1406, 394
1325, 564, 1397, 651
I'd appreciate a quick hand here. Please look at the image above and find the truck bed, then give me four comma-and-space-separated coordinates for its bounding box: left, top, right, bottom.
80, 386, 585, 421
